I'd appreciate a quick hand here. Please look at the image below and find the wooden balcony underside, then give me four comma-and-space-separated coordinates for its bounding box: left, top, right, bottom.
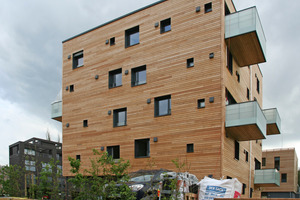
226, 124, 266, 141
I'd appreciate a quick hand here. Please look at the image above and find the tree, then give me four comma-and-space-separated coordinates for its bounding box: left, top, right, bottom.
68, 149, 135, 200
0, 165, 24, 197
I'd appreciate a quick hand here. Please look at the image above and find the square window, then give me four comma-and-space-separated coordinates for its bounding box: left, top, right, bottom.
234, 140, 239, 160
73, 50, 84, 69
69, 85, 74, 92
198, 99, 205, 108
205, 2, 212, 13
187, 58, 194, 68
110, 37, 115, 46
76, 155, 81, 161
154, 95, 171, 117
135, 138, 150, 158
109, 68, 122, 88
107, 145, 120, 159
83, 120, 88, 127
125, 26, 139, 48
187, 144, 194, 153
113, 108, 127, 127
281, 173, 287, 183
131, 65, 146, 86
160, 18, 171, 34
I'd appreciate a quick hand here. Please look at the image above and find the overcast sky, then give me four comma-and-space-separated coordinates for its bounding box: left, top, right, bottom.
1, 0, 299, 166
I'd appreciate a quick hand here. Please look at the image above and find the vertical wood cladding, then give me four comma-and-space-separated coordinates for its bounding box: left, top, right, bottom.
62, 0, 264, 198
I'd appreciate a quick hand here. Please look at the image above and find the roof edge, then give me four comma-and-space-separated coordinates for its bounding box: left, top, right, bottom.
62, 0, 167, 43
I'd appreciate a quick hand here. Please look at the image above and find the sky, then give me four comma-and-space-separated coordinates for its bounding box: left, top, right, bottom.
0, 0, 299, 166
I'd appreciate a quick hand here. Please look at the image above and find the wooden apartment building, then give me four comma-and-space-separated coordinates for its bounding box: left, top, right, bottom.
51, 0, 282, 197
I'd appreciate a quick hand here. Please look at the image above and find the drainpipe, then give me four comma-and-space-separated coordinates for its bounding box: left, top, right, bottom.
249, 65, 252, 197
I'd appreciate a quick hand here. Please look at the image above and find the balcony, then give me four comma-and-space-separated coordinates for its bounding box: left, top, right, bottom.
225, 101, 266, 141
225, 7, 266, 67
263, 108, 281, 135
51, 90, 62, 122
254, 169, 280, 187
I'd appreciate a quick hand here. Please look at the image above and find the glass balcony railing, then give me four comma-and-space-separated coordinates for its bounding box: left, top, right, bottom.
51, 90, 62, 122
263, 108, 281, 135
225, 7, 266, 66
226, 101, 266, 141
254, 169, 280, 187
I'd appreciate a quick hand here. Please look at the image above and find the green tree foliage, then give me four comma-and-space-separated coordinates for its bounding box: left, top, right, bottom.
68, 149, 136, 200
0, 165, 24, 197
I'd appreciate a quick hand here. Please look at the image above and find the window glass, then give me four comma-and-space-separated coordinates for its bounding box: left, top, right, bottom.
155, 95, 171, 117
135, 139, 150, 158
125, 26, 139, 48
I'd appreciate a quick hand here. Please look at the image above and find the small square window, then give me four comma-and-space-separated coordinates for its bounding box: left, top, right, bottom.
198, 99, 205, 108
113, 108, 127, 127
73, 50, 84, 69
187, 144, 194, 153
107, 145, 120, 159
205, 2, 212, 13
160, 18, 171, 34
83, 120, 88, 127
131, 65, 146, 86
69, 85, 74, 92
110, 37, 115, 46
109, 68, 122, 88
76, 155, 81, 161
187, 58, 194, 68
154, 95, 171, 117
281, 173, 287, 183
125, 26, 139, 48
135, 138, 150, 158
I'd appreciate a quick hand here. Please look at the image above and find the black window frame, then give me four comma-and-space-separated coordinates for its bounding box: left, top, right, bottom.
255, 158, 261, 170
83, 120, 88, 127
234, 140, 239, 160
262, 157, 266, 166
131, 65, 147, 87
160, 18, 171, 34
113, 108, 127, 127
107, 145, 120, 159
187, 58, 194, 68
69, 85, 74, 92
281, 173, 287, 183
187, 143, 194, 153
154, 95, 171, 117
125, 26, 140, 48
205, 2, 212, 13
198, 99, 205, 109
110, 37, 115, 46
73, 50, 84, 69
274, 157, 280, 170
135, 138, 150, 158
76, 155, 81, 161
109, 68, 122, 88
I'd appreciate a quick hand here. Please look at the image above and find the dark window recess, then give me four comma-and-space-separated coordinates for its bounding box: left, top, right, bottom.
242, 184, 247, 195
234, 140, 239, 160
247, 88, 250, 100
187, 144, 194, 153
113, 108, 127, 127
205, 2, 212, 13
83, 120, 88, 127
69, 85, 74, 92
187, 58, 194, 68
274, 157, 280, 170
226, 89, 237, 105
109, 68, 122, 88
262, 157, 266, 166
227, 48, 233, 74
281, 173, 287, 183
110, 37, 115, 46
227, 176, 232, 179
245, 151, 249, 162
250, 188, 253, 198
160, 18, 171, 34
135, 138, 150, 158
236, 71, 240, 82
107, 145, 120, 159
131, 65, 146, 86
125, 26, 139, 48
255, 158, 261, 170
198, 99, 205, 108
256, 78, 260, 93
225, 3, 230, 15
73, 51, 84, 69
76, 155, 81, 161
154, 95, 171, 117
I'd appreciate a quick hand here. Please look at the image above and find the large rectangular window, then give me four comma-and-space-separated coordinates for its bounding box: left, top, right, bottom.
131, 65, 146, 86
154, 95, 171, 117
160, 18, 171, 34
135, 138, 150, 158
125, 26, 139, 48
113, 108, 127, 127
107, 145, 120, 159
73, 50, 84, 69
274, 157, 280, 170
109, 68, 122, 88
234, 140, 239, 160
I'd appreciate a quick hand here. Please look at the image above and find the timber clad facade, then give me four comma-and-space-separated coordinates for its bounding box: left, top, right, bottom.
56, 0, 281, 198
261, 148, 299, 198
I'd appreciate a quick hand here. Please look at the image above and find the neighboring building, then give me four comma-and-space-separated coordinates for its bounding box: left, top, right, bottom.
260, 148, 299, 198
52, 0, 282, 197
9, 137, 64, 196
